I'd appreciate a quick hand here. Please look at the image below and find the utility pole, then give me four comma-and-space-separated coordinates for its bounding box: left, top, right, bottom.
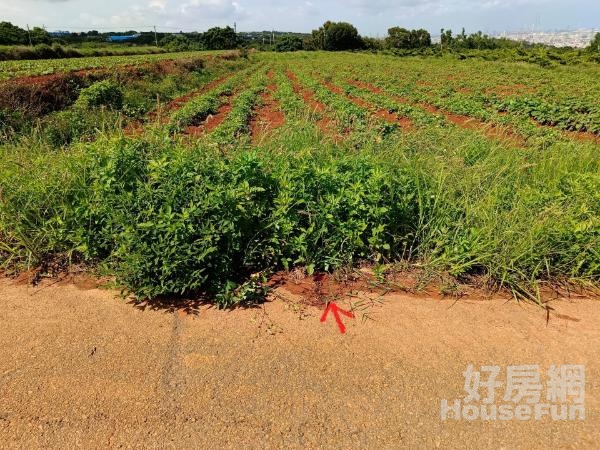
154, 26, 158, 46
26, 24, 32, 46
234, 22, 237, 33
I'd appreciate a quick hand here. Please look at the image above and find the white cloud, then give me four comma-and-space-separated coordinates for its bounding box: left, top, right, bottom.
0, 0, 597, 34
149, 0, 167, 12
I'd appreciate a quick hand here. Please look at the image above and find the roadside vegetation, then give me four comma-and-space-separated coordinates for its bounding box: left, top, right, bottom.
0, 49, 599, 307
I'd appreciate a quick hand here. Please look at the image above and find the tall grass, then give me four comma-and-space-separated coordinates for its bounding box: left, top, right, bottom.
1, 115, 599, 305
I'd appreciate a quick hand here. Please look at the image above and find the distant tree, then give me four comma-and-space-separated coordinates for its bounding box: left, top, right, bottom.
202, 26, 238, 50
386, 27, 431, 50
0, 22, 28, 45
160, 34, 201, 52
310, 21, 363, 51
362, 36, 384, 51
589, 33, 600, 53
411, 29, 431, 48
440, 28, 454, 51
30, 27, 51, 45
274, 35, 303, 52
444, 28, 519, 51
386, 27, 412, 49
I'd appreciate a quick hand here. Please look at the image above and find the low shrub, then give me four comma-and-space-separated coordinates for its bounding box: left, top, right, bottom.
41, 109, 92, 147
0, 136, 420, 305
75, 80, 124, 110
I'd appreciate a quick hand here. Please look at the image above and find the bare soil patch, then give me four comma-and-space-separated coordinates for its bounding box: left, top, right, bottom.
122, 73, 237, 137
249, 79, 285, 144
0, 275, 598, 448
185, 99, 233, 137
152, 73, 233, 122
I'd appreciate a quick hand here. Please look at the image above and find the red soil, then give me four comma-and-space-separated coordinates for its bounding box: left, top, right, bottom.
349, 79, 526, 147
423, 102, 527, 147
325, 79, 413, 130
530, 118, 600, 145
269, 270, 380, 307
285, 70, 338, 135
1, 52, 242, 87
321, 80, 344, 96
123, 74, 236, 137
3, 67, 114, 87
2, 60, 181, 87
185, 101, 233, 136
148, 73, 234, 125
286, 70, 325, 114
350, 79, 383, 94
269, 265, 545, 306
568, 130, 600, 144
249, 82, 285, 144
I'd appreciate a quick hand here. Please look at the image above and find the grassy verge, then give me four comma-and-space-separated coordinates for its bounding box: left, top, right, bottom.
1, 119, 599, 305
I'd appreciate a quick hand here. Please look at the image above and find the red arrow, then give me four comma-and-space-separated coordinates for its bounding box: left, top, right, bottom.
320, 302, 355, 334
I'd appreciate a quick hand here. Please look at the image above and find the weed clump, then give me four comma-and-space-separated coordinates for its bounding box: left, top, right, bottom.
75, 80, 124, 110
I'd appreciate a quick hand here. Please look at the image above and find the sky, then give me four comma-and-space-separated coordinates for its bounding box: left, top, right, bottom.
1, 0, 599, 36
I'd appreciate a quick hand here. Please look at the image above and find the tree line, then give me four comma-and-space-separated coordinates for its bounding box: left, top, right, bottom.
1, 19, 599, 56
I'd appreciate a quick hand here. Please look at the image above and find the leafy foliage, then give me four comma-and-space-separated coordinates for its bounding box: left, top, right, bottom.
274, 36, 304, 52
309, 22, 363, 51
75, 80, 124, 110
386, 27, 431, 50
589, 33, 600, 53
202, 27, 239, 50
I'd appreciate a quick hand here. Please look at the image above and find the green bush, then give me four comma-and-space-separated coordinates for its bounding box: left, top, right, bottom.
274, 36, 303, 52
73, 139, 416, 302
0, 136, 420, 305
39, 107, 122, 147
75, 80, 124, 110
42, 110, 89, 147
2, 129, 600, 305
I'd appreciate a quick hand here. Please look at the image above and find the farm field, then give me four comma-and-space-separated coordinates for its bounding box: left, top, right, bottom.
0, 50, 227, 80
1, 50, 599, 305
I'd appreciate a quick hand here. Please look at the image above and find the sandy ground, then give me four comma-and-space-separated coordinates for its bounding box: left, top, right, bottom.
0, 277, 598, 449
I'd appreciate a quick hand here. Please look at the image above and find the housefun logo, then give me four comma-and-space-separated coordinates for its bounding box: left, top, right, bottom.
441, 365, 585, 421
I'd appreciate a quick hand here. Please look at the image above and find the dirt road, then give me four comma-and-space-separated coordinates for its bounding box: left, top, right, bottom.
0, 277, 598, 448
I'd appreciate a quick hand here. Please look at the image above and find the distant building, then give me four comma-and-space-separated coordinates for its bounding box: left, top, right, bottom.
496, 29, 600, 48
49, 31, 71, 37
107, 34, 141, 43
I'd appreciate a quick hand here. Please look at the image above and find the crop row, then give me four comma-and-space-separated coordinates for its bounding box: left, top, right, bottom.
209, 70, 270, 145
167, 65, 259, 133
310, 58, 593, 145
0, 51, 226, 81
